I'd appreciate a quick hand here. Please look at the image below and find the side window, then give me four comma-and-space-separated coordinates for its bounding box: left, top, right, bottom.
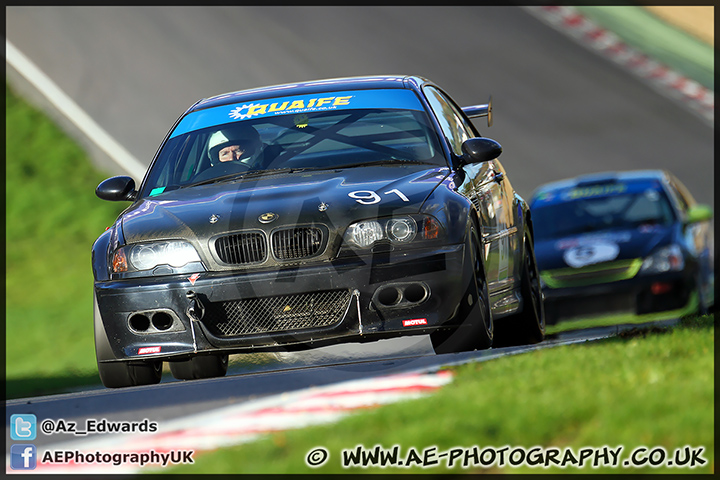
424, 86, 475, 156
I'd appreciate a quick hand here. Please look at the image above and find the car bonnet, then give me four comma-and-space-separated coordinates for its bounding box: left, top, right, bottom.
119, 164, 450, 246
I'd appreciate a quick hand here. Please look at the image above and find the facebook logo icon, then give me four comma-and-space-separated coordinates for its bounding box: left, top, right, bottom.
10, 414, 37, 440
10, 444, 37, 470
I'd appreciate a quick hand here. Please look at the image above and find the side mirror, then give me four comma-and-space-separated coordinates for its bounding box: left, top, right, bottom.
685, 204, 712, 224
96, 176, 137, 201
460, 137, 502, 165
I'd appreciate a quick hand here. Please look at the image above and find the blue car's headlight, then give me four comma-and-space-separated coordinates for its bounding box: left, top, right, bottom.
640, 244, 685, 274
112, 240, 202, 274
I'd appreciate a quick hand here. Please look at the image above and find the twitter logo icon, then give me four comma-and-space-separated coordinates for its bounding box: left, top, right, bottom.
10, 414, 37, 441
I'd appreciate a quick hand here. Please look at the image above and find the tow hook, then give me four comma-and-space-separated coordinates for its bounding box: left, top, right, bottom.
186, 290, 205, 321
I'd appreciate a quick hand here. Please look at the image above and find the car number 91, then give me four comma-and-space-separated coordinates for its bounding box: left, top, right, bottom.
349, 189, 410, 205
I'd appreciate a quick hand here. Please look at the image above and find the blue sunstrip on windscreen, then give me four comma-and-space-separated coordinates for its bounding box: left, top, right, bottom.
171, 89, 426, 139
532, 180, 664, 206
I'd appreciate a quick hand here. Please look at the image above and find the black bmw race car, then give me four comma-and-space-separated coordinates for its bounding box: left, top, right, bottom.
529, 170, 714, 326
92, 75, 544, 388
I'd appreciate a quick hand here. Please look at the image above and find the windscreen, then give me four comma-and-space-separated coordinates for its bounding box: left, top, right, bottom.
140, 89, 445, 197
531, 181, 676, 241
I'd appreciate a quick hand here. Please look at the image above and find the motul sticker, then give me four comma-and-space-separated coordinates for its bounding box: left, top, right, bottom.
138, 346, 161, 355
403, 318, 428, 327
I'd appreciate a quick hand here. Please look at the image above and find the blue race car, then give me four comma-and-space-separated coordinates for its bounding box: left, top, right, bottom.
529, 170, 713, 326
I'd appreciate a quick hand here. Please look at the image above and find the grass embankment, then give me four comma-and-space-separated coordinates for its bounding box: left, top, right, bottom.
162, 315, 713, 474
6, 82, 126, 398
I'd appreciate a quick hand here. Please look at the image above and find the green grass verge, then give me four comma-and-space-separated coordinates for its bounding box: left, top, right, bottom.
574, 6, 714, 90
5, 82, 126, 398
160, 315, 713, 474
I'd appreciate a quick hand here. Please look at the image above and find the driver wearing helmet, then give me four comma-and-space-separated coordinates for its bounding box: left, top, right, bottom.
207, 124, 263, 168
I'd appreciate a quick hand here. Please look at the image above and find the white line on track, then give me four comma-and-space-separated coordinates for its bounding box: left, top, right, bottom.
5, 39, 147, 181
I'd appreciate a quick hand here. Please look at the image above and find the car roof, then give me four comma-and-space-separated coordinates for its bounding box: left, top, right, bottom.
189, 75, 431, 112
531, 170, 670, 198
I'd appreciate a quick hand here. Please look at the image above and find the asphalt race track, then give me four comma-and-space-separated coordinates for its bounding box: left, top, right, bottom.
5, 6, 713, 460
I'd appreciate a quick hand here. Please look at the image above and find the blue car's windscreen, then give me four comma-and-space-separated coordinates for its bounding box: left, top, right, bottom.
530, 181, 676, 241
141, 89, 445, 197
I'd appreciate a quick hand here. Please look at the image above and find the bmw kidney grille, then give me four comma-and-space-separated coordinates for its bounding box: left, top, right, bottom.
215, 227, 324, 265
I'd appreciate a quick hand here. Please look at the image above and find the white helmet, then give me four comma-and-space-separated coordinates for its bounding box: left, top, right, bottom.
207, 125, 262, 166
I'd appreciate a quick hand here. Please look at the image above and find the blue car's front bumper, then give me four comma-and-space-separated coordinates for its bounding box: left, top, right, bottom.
541, 268, 698, 325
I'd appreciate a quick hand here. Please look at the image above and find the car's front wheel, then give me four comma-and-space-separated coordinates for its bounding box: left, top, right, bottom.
169, 354, 229, 380
493, 230, 545, 347
431, 224, 493, 354
98, 360, 163, 388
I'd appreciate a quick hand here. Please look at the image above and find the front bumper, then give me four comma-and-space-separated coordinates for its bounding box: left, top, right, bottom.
542, 269, 698, 324
95, 244, 470, 362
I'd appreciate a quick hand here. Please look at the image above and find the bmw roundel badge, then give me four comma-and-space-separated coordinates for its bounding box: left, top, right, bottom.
259, 212, 279, 224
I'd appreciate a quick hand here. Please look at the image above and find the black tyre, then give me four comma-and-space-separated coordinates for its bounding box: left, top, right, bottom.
431, 224, 492, 354
98, 360, 163, 388
170, 354, 229, 380
493, 230, 545, 347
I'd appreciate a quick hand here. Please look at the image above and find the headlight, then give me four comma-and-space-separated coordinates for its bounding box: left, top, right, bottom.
342, 215, 442, 250
387, 218, 417, 243
640, 244, 684, 274
345, 221, 384, 248
112, 240, 202, 273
